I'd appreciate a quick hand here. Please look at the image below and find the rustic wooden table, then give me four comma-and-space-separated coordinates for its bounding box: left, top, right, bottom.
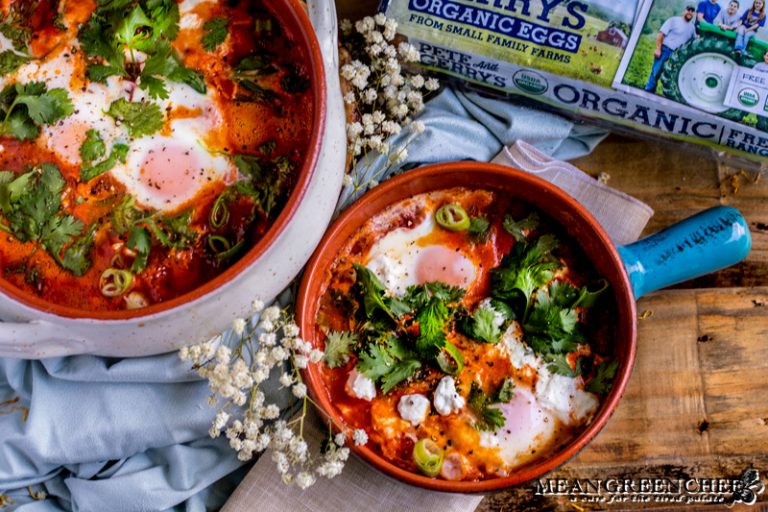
334, 2, 768, 509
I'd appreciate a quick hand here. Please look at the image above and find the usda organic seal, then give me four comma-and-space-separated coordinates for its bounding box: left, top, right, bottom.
513, 70, 548, 95
738, 88, 759, 108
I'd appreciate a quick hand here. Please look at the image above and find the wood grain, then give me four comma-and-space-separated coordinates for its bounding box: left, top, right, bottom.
571, 136, 768, 289
477, 288, 768, 511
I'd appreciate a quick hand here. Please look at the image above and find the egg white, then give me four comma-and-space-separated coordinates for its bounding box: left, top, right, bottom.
365, 214, 477, 295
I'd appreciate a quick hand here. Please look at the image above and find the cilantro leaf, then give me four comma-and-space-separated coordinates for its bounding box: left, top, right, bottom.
357, 335, 421, 394
468, 383, 505, 431
202, 17, 228, 52
489, 234, 560, 312
546, 353, 576, 377
0, 50, 29, 75
503, 212, 540, 242
380, 359, 421, 394
524, 290, 582, 356
128, 225, 151, 272
58, 227, 96, 276
352, 263, 409, 322
87, 63, 127, 83
323, 330, 357, 368
79, 130, 129, 182
494, 378, 515, 403
415, 296, 449, 358
586, 360, 619, 395
458, 306, 501, 344
468, 216, 490, 242
0, 3, 33, 52
402, 281, 464, 311
0, 83, 74, 140
106, 99, 164, 137
235, 52, 278, 76
112, 195, 141, 235
79, 129, 107, 162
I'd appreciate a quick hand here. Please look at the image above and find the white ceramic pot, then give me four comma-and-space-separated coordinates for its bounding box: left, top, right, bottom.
0, 0, 346, 358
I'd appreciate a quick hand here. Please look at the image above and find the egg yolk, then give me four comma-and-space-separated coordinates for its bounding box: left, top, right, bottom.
139, 142, 204, 204
415, 245, 475, 287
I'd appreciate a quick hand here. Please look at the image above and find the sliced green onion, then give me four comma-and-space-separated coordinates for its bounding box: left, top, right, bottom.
413, 439, 444, 477
210, 194, 229, 228
124, 291, 148, 309
207, 235, 245, 261
435, 204, 470, 232
99, 268, 133, 297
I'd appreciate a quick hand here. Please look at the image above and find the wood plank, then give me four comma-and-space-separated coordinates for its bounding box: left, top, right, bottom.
571, 136, 768, 289
477, 288, 768, 511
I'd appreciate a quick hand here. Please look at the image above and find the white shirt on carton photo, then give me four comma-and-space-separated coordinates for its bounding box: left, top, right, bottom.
753, 62, 768, 72
714, 10, 741, 28
660, 16, 696, 50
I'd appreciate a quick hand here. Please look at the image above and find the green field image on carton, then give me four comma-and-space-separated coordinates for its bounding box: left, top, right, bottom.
394, 8, 627, 88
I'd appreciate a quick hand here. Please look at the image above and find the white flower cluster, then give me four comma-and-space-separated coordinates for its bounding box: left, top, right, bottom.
340, 14, 438, 159
180, 300, 368, 490
338, 14, 439, 208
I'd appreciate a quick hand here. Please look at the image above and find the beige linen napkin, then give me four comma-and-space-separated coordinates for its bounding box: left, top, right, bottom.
222, 146, 654, 512
493, 141, 653, 246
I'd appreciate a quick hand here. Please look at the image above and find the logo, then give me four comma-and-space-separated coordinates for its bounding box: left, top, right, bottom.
513, 70, 548, 95
730, 468, 765, 506
738, 88, 759, 107
534, 467, 765, 506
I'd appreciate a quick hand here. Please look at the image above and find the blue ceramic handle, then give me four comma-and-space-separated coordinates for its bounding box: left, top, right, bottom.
617, 206, 751, 299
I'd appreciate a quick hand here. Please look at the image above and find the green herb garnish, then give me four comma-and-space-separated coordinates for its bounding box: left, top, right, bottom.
323, 330, 357, 368
502, 212, 540, 242
468, 382, 505, 431
202, 17, 228, 52
586, 360, 619, 395
0, 82, 73, 140
0, 164, 92, 275
458, 306, 502, 344
357, 335, 421, 394
106, 99, 164, 137
468, 216, 490, 242
79, 129, 129, 182
0, 50, 29, 76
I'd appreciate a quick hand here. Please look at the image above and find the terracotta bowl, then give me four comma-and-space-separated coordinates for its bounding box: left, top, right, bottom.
296, 162, 638, 492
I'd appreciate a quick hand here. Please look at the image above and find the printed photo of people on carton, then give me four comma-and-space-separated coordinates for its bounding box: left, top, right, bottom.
618, 0, 768, 131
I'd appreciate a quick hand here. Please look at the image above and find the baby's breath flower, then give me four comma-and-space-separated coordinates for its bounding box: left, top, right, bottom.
262, 306, 280, 323
342, 174, 354, 187
296, 472, 316, 490
352, 429, 369, 446
279, 372, 294, 387
292, 382, 307, 399
251, 298, 265, 312
293, 354, 309, 369
411, 120, 425, 134
409, 74, 425, 88
363, 88, 377, 104
334, 432, 347, 446
283, 323, 300, 338
425, 77, 440, 91
374, 13, 387, 25
258, 332, 277, 346
339, 18, 353, 34
309, 348, 325, 363
232, 318, 246, 336
355, 16, 375, 34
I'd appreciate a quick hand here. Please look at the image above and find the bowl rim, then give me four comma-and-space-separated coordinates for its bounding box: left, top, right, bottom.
0, 0, 327, 321
296, 162, 638, 493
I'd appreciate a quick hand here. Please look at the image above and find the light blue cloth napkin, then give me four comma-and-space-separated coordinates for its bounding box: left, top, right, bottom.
0, 86, 607, 512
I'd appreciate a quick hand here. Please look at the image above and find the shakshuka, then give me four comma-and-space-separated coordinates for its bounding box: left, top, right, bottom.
0, 0, 313, 310
314, 188, 619, 481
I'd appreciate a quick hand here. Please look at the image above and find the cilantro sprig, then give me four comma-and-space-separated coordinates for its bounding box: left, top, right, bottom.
79, 130, 130, 181
0, 164, 93, 275
586, 360, 619, 395
0, 50, 29, 76
468, 383, 506, 431
79, 0, 205, 94
0, 82, 74, 140
323, 330, 357, 368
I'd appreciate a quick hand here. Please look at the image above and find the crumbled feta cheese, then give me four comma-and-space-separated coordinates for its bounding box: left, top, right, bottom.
180, 13, 202, 30
432, 376, 465, 416
345, 369, 376, 401
397, 394, 430, 425
366, 254, 406, 294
